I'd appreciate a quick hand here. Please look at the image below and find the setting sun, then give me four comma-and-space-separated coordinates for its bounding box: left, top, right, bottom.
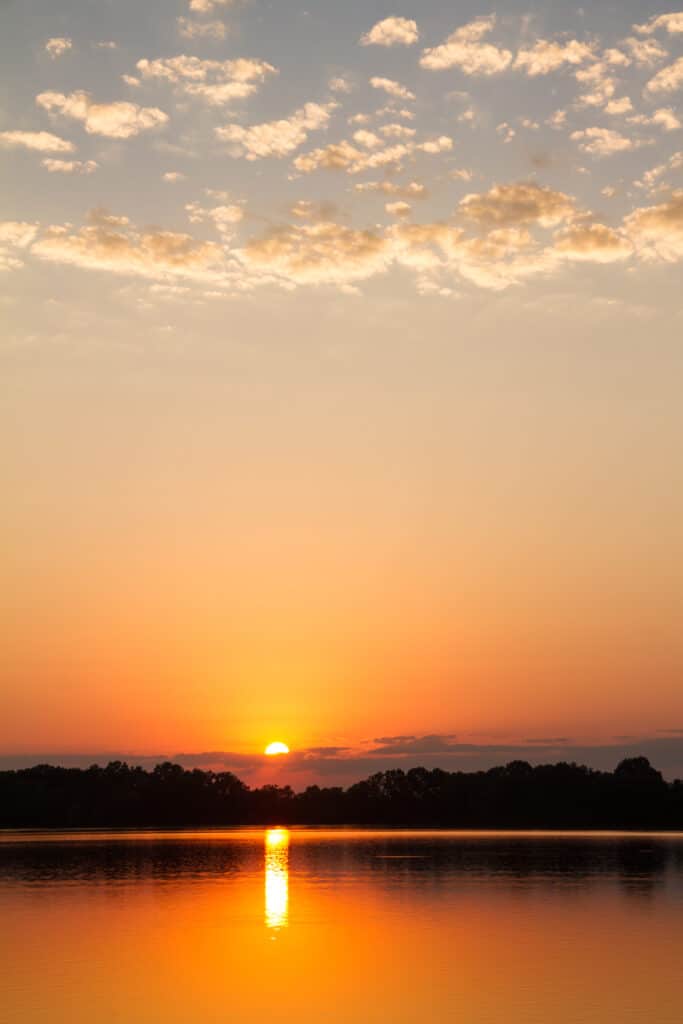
264, 742, 290, 757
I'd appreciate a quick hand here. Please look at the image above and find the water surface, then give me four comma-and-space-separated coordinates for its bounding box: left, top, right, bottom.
2, 829, 682, 1023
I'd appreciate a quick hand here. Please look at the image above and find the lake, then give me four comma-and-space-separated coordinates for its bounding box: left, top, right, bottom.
1, 830, 682, 1023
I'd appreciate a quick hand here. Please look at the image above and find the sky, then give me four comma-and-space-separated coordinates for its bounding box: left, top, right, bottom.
2, 0, 683, 783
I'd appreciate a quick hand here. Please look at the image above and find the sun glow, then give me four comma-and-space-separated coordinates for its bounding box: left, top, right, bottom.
264, 741, 290, 756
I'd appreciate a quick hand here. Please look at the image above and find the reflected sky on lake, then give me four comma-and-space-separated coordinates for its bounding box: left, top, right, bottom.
1, 831, 683, 1023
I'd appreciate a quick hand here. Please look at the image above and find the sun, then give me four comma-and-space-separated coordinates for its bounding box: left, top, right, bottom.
264, 741, 290, 756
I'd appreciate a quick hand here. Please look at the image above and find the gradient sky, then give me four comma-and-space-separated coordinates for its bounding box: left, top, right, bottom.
2, 0, 683, 781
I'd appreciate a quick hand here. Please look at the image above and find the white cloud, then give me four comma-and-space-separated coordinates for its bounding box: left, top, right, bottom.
177, 17, 227, 39
186, 201, 244, 237
553, 222, 632, 262
604, 96, 634, 114
0, 130, 75, 153
420, 16, 513, 75
329, 77, 353, 94
385, 201, 411, 217
622, 36, 669, 66
353, 129, 382, 148
36, 91, 168, 139
32, 209, 231, 285
645, 57, 683, 94
369, 77, 416, 101
515, 39, 595, 76
628, 107, 681, 131
42, 158, 98, 174
240, 219, 392, 287
380, 123, 416, 140
570, 126, 645, 156
625, 190, 683, 260
45, 37, 72, 59
360, 17, 419, 48
163, 171, 187, 182
217, 102, 336, 159
575, 62, 617, 107
0, 222, 39, 272
136, 56, 277, 106
354, 180, 427, 198
458, 182, 576, 228
0, 222, 39, 247
189, 0, 233, 12
634, 12, 683, 35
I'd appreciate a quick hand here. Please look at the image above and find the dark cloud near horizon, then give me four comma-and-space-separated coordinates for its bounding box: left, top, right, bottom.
4, 735, 683, 782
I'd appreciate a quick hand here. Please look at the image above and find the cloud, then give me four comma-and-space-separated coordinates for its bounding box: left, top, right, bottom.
36, 91, 168, 139
294, 133, 451, 175
369, 77, 416, 100
360, 17, 419, 48
13, 735, 683, 783
0, 221, 39, 272
136, 56, 277, 106
420, 16, 513, 75
186, 200, 244, 237
571, 126, 645, 156
189, 0, 233, 11
380, 123, 417, 140
628, 107, 681, 131
354, 180, 427, 199
634, 150, 683, 190
177, 17, 227, 39
45, 37, 72, 59
163, 171, 186, 182
0, 129, 75, 153
329, 76, 353, 94
634, 12, 683, 35
458, 182, 576, 228
32, 208, 230, 284
622, 36, 669, 66
515, 39, 595, 76
553, 222, 633, 262
575, 62, 617, 107
41, 158, 98, 174
625, 190, 683, 260
217, 101, 336, 159
645, 56, 683, 94
240, 219, 391, 287
385, 200, 411, 217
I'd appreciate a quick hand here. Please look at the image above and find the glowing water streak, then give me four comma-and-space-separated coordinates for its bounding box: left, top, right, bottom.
265, 828, 289, 929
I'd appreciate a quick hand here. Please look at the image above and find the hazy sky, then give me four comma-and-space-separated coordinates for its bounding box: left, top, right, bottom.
2, 0, 683, 781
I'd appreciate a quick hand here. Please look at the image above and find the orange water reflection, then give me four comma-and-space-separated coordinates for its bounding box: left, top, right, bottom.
264, 828, 289, 929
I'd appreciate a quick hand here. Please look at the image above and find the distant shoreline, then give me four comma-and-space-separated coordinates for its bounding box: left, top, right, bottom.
2, 756, 682, 831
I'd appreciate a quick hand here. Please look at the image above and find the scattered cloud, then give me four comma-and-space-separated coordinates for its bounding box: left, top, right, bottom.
41, 158, 98, 174
45, 37, 72, 59
634, 12, 683, 36
0, 221, 40, 271
628, 107, 681, 131
36, 90, 168, 138
360, 17, 419, 48
354, 180, 427, 199
515, 38, 595, 76
177, 17, 227, 39
0, 130, 75, 153
553, 222, 633, 262
217, 101, 336, 159
385, 200, 411, 217
32, 208, 230, 284
369, 76, 416, 101
329, 76, 353, 94
458, 182, 576, 228
241, 219, 391, 287
189, 0, 233, 12
162, 171, 187, 182
645, 56, 683, 94
136, 55, 277, 106
420, 16, 513, 75
625, 190, 683, 260
571, 126, 645, 156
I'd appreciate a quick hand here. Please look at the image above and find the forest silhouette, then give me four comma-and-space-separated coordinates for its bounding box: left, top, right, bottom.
1, 757, 682, 829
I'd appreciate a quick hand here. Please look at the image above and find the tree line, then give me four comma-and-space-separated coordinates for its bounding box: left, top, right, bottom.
1, 756, 682, 829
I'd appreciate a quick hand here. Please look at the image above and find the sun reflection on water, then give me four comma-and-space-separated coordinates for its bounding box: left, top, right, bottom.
265, 828, 289, 930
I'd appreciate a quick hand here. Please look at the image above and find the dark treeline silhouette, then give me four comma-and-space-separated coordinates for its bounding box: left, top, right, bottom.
1, 757, 682, 829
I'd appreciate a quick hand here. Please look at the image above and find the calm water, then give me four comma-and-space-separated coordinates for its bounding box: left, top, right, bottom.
1, 830, 683, 1023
